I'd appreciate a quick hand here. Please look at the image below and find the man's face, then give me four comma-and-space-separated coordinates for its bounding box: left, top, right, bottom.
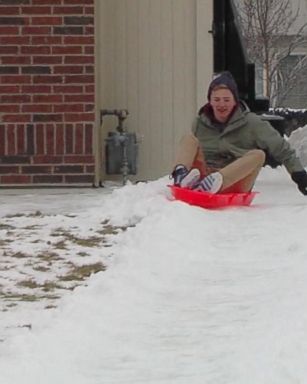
210, 88, 236, 123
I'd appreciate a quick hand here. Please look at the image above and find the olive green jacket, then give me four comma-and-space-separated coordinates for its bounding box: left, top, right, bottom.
193, 106, 303, 173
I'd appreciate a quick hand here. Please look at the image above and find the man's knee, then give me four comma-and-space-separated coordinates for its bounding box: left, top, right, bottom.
246, 149, 266, 166
180, 133, 199, 145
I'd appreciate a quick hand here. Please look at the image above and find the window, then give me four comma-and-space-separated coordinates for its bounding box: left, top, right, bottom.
277, 54, 307, 108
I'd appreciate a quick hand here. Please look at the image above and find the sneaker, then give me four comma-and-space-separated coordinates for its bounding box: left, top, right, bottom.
171, 165, 201, 188
193, 172, 223, 194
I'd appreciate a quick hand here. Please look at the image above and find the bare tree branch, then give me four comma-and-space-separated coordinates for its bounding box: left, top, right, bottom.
234, 0, 307, 106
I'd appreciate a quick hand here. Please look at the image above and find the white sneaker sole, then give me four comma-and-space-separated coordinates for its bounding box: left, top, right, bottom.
202, 172, 223, 193
180, 168, 201, 188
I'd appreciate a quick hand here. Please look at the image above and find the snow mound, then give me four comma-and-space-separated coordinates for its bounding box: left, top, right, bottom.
288, 125, 307, 167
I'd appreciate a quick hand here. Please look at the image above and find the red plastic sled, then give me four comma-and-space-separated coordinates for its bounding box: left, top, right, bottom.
169, 185, 258, 209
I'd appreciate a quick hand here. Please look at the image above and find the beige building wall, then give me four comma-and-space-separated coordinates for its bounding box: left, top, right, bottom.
95, 0, 213, 182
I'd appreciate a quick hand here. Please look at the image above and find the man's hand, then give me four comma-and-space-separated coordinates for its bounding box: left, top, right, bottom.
291, 171, 307, 195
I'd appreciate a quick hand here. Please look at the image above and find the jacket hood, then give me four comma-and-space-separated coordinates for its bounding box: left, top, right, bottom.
199, 103, 249, 133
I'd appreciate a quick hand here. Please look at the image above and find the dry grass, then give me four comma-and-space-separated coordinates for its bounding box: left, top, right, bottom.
0, 217, 129, 313
58, 262, 106, 282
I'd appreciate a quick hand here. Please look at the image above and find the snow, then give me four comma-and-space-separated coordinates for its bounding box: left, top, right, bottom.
288, 125, 307, 167
0, 167, 307, 384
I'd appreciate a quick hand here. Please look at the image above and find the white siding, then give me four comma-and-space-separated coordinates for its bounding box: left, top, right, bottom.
96, 0, 213, 181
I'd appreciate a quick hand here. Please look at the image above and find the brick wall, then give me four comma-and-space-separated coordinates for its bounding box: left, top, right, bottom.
0, 0, 95, 186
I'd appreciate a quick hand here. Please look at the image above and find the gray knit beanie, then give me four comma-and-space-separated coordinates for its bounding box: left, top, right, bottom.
207, 71, 239, 102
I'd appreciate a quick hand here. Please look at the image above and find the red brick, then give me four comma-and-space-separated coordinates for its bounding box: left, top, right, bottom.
1, 36, 30, 44
46, 124, 55, 154
0, 85, 20, 93
0, 26, 19, 34
33, 75, 63, 84
22, 165, 52, 173
17, 124, 25, 153
55, 124, 64, 154
74, 124, 84, 154
1, 175, 31, 184
53, 85, 83, 93
54, 165, 83, 173
23, 66, 51, 75
0, 155, 30, 164
33, 94, 62, 103
3, 114, 31, 123
0, 166, 19, 174
85, 104, 94, 112
6, 125, 16, 155
54, 65, 83, 74
1, 15, 30, 26
65, 155, 94, 164
32, 36, 61, 45
85, 165, 95, 173
35, 124, 45, 154
85, 65, 94, 74
0, 7, 19, 15
33, 174, 63, 183
0, 66, 19, 74
33, 155, 62, 164
2, 56, 31, 64
33, 56, 62, 64
0, 16, 29, 25
54, 104, 83, 113
85, 84, 94, 93
64, 94, 94, 102
22, 26, 51, 34
53, 26, 82, 35
22, 85, 51, 93
33, 0, 61, 4
32, 17, 62, 25
0, 125, 4, 155
22, 104, 52, 113
85, 123, 93, 154
0, 105, 20, 113
64, 174, 94, 184
0, 0, 95, 186
64, 36, 94, 44
26, 124, 34, 155
52, 46, 82, 55
64, 16, 93, 25
0, 46, 18, 54
33, 114, 62, 122
85, 26, 94, 35
21, 6, 51, 14
21, 46, 50, 54
65, 124, 73, 154
64, 0, 93, 4
84, 46, 94, 54
53, 6, 83, 14
65, 56, 94, 64
1, 75, 31, 84
64, 113, 94, 122
64, 75, 94, 84
84, 7, 94, 15
2, 95, 31, 103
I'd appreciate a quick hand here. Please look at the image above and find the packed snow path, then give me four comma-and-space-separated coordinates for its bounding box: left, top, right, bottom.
0, 167, 307, 384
